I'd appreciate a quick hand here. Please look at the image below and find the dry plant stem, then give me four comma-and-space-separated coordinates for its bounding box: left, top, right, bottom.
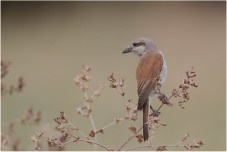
102, 121, 116, 130
117, 126, 143, 151
64, 135, 111, 151
167, 88, 181, 102
83, 90, 98, 151
156, 88, 181, 112
166, 143, 185, 148
88, 114, 97, 149
101, 117, 125, 130
116, 88, 126, 105
125, 138, 189, 151
125, 144, 154, 151
125, 143, 185, 151
156, 103, 164, 112
68, 122, 88, 138
78, 139, 110, 151
119, 87, 126, 101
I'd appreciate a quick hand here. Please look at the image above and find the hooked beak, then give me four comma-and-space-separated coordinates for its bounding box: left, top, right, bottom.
122, 47, 132, 54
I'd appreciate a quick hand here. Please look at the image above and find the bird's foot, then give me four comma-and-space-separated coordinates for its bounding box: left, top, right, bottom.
150, 105, 161, 117
150, 110, 160, 117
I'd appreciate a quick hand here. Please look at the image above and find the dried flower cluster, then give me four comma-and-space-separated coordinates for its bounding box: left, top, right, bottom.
75, 65, 104, 114
77, 105, 91, 117
74, 65, 105, 150
1, 60, 25, 96
184, 139, 204, 150
172, 67, 198, 109
152, 67, 198, 118
19, 107, 42, 125
1, 107, 42, 150
155, 133, 204, 151
147, 116, 167, 132
1, 134, 9, 150
126, 116, 167, 146
47, 111, 91, 150
1, 59, 11, 78
74, 65, 91, 91
31, 131, 43, 150
125, 104, 138, 121
74, 66, 93, 90
49, 111, 113, 151
108, 73, 139, 121
54, 111, 68, 124
108, 73, 125, 97
47, 112, 71, 150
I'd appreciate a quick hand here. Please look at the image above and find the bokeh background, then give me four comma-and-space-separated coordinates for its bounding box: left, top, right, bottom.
1, 1, 226, 151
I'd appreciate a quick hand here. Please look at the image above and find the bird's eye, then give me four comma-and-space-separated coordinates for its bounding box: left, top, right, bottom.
133, 43, 137, 47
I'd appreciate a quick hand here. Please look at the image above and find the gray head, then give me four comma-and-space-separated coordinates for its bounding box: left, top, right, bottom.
122, 37, 159, 57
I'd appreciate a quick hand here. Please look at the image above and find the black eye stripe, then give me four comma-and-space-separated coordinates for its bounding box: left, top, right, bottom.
133, 42, 144, 47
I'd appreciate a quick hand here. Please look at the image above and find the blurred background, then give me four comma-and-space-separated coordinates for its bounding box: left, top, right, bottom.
1, 1, 226, 151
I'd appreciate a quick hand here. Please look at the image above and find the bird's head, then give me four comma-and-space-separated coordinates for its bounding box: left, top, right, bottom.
122, 37, 158, 57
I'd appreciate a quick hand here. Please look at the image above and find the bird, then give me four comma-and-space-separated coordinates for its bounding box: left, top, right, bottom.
122, 37, 167, 141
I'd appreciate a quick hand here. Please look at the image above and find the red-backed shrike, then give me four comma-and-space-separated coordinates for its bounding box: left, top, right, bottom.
122, 38, 167, 141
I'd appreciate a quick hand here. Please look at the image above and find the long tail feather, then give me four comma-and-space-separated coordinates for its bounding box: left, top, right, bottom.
143, 100, 149, 141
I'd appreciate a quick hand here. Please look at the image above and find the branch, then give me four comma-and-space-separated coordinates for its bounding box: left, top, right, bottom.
117, 126, 143, 151
64, 138, 112, 151
99, 117, 124, 131
156, 88, 180, 112
68, 122, 88, 138
126, 144, 154, 151
88, 114, 97, 150
83, 87, 98, 151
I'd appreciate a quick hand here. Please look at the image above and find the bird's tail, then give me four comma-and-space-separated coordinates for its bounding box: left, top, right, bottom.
143, 100, 149, 141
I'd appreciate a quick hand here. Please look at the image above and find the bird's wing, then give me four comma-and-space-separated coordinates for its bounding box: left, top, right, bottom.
136, 51, 163, 110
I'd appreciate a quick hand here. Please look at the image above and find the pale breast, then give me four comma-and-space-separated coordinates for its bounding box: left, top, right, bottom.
160, 59, 167, 84
159, 52, 167, 84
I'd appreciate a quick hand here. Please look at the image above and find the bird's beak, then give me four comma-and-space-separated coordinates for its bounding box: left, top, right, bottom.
122, 47, 132, 54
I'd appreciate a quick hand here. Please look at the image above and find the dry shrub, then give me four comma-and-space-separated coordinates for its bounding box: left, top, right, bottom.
1, 61, 203, 151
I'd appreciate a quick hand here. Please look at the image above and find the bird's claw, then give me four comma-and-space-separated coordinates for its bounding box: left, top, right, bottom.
150, 110, 161, 117
150, 105, 161, 117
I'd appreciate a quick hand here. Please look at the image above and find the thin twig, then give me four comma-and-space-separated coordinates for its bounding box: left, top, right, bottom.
125, 143, 185, 151
83, 86, 98, 151
156, 103, 164, 112
117, 126, 143, 151
126, 144, 154, 151
166, 143, 185, 147
115, 87, 127, 107
156, 88, 181, 113
101, 117, 124, 131
68, 122, 88, 138
102, 121, 115, 130
167, 88, 181, 101
87, 106, 98, 150
79, 139, 111, 151
88, 114, 97, 144
64, 138, 111, 151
